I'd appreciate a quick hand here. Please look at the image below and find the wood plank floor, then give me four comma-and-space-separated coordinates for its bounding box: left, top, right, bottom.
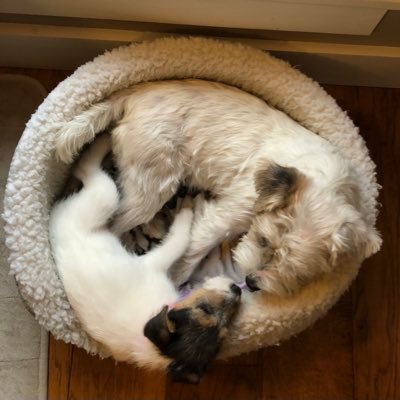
2, 67, 397, 400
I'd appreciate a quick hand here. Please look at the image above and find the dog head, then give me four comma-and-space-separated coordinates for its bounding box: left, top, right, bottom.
234, 162, 381, 296
144, 277, 241, 383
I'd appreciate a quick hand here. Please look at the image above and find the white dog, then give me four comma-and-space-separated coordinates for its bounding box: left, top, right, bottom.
50, 135, 241, 383
56, 80, 381, 296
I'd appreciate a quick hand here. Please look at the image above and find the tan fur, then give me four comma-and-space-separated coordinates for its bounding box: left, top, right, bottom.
56, 79, 381, 297
255, 163, 305, 212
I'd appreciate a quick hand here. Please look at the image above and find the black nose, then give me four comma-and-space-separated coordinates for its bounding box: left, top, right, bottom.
230, 283, 242, 296
245, 275, 261, 292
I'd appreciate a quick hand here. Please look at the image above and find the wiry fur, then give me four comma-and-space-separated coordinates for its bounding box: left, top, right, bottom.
55, 79, 381, 297
49, 135, 241, 382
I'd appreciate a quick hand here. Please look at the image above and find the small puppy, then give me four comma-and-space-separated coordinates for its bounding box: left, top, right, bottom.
56, 79, 381, 296
49, 135, 241, 383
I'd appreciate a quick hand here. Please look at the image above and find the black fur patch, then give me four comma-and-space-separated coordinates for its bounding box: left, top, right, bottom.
255, 163, 299, 211
144, 307, 221, 384
256, 164, 297, 196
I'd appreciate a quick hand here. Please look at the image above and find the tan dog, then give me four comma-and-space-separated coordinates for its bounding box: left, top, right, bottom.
56, 80, 381, 296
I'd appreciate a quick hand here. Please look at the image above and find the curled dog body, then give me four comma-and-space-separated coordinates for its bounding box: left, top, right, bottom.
56, 80, 381, 297
50, 137, 241, 382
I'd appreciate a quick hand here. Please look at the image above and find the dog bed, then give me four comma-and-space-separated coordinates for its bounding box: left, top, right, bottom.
2, 37, 380, 362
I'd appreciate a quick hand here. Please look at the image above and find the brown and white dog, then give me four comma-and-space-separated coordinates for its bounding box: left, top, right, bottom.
50, 136, 241, 383
56, 80, 381, 297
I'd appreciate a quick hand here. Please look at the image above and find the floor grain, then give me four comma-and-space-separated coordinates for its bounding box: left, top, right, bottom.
261, 295, 354, 400
68, 347, 167, 400
326, 86, 400, 400
47, 338, 73, 400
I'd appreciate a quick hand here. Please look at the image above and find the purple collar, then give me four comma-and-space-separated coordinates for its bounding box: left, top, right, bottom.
177, 284, 191, 300
238, 282, 249, 291
168, 284, 191, 310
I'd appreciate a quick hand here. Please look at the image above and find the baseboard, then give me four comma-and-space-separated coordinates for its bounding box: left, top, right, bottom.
1, 22, 400, 88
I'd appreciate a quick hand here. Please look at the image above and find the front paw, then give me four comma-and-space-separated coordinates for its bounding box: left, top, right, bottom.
170, 206, 194, 237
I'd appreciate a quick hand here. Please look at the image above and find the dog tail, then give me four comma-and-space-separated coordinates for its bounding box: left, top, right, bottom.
68, 135, 119, 231
73, 134, 112, 183
55, 93, 127, 164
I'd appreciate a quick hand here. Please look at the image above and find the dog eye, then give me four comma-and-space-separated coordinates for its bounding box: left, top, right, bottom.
258, 236, 269, 248
198, 303, 213, 315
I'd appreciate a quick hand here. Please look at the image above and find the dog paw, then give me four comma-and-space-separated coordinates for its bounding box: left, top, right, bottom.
172, 206, 194, 232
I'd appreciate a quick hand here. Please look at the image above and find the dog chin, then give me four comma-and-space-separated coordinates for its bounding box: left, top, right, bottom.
234, 240, 296, 296
246, 271, 295, 296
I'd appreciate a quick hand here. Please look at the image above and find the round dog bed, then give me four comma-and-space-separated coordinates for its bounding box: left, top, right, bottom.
3, 37, 380, 362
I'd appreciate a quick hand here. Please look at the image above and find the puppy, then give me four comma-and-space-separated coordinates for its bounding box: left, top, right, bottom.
56, 79, 381, 296
49, 135, 241, 383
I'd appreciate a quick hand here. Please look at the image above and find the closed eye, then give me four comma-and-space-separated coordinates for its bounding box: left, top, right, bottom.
198, 303, 213, 315
258, 236, 269, 248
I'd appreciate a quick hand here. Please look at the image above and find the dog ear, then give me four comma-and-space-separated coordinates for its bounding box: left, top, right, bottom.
167, 308, 190, 328
254, 163, 302, 212
330, 221, 382, 265
143, 306, 176, 349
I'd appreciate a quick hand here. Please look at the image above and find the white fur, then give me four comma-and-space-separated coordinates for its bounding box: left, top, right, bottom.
49, 136, 236, 367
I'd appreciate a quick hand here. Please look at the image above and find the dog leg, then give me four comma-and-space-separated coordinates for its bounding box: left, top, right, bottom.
169, 195, 252, 286
110, 167, 182, 235
141, 197, 194, 272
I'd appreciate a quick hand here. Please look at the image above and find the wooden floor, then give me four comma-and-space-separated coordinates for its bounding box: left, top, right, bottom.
2, 67, 398, 400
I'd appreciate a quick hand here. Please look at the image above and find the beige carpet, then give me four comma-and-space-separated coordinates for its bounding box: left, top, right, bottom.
0, 74, 48, 400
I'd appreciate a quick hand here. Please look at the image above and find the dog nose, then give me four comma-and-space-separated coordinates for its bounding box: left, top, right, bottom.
230, 283, 242, 296
245, 275, 261, 292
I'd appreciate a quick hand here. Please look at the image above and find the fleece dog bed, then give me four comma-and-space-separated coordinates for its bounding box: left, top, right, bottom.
2, 37, 380, 362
